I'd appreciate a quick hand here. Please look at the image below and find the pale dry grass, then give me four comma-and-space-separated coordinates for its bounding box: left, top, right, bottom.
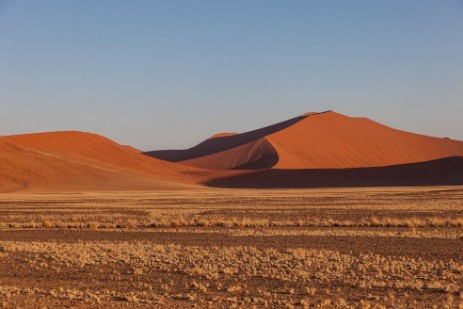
1, 187, 463, 308
0, 240, 462, 308
1, 187, 463, 233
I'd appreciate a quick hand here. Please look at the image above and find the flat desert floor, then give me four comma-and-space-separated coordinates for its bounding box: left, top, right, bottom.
0, 187, 463, 308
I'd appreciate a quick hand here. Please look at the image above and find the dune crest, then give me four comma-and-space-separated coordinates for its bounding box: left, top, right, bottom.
208, 132, 238, 140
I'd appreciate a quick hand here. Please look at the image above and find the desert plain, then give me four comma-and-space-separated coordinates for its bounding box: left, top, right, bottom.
0, 187, 463, 308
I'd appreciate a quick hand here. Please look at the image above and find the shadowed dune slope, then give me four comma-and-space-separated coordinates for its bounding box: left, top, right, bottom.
202, 157, 463, 188
181, 138, 278, 170
0, 132, 197, 192
144, 114, 307, 169
146, 111, 463, 170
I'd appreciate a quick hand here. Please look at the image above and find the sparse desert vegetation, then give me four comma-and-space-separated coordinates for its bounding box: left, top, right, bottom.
0, 187, 463, 308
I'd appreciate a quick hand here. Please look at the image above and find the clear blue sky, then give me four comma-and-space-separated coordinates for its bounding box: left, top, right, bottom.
1, 0, 462, 150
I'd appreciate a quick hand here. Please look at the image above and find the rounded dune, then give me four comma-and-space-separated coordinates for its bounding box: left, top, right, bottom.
0, 132, 198, 192
266, 111, 463, 169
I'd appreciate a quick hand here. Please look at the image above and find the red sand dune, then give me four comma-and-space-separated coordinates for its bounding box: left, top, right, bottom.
146, 111, 463, 170
3, 111, 463, 192
0, 132, 198, 192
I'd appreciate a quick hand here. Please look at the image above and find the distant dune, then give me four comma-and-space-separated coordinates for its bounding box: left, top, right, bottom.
146, 111, 463, 170
0, 132, 197, 192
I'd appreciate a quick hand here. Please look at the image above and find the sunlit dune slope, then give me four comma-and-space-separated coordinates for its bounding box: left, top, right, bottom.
0, 132, 197, 192
146, 111, 463, 170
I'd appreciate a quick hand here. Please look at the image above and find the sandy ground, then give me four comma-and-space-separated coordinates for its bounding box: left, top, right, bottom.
0, 187, 462, 308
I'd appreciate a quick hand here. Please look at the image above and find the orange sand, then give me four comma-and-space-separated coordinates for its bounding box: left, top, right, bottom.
0, 132, 197, 192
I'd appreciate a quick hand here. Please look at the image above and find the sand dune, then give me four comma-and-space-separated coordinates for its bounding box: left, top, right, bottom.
181, 138, 278, 170
3, 111, 463, 192
0, 132, 197, 192
145, 114, 307, 169
146, 111, 463, 170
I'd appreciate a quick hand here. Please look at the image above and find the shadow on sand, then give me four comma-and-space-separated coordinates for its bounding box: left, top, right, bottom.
204, 157, 463, 188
